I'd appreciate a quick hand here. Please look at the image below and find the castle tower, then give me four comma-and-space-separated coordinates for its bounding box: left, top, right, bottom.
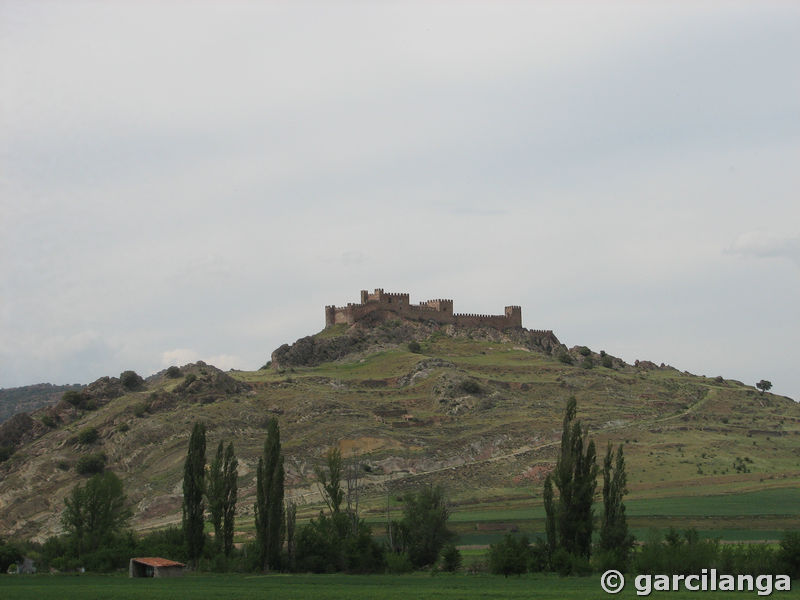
325, 305, 337, 328
504, 306, 522, 327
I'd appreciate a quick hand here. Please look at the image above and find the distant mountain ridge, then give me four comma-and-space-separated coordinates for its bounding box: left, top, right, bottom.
0, 383, 83, 424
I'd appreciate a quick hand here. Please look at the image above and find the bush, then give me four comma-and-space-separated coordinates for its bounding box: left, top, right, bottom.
77, 427, 99, 445
56, 460, 70, 471
570, 553, 592, 576
440, 543, 462, 572
489, 534, 530, 577
528, 538, 550, 573
558, 352, 574, 365
62, 390, 86, 407
601, 355, 614, 368
295, 515, 343, 573
552, 548, 573, 576
0, 445, 14, 463
40, 414, 56, 428
136, 526, 188, 563
581, 357, 594, 369
778, 531, 800, 579
0, 541, 23, 573
719, 543, 779, 576
634, 528, 719, 575
385, 552, 413, 574
76, 453, 106, 475
165, 366, 182, 378
117, 422, 130, 433
578, 346, 591, 356
120, 370, 144, 391
408, 341, 422, 354
133, 403, 149, 418
459, 380, 482, 395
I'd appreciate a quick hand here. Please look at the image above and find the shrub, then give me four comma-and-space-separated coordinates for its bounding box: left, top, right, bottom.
601, 355, 613, 368
165, 366, 182, 378
41, 415, 56, 428
440, 543, 462, 572
581, 357, 594, 369
133, 403, 149, 418
76, 453, 106, 475
62, 390, 86, 407
408, 341, 422, 354
0, 541, 23, 573
558, 352, 574, 365
528, 538, 550, 572
719, 543, 779, 576
459, 379, 482, 395
634, 528, 719, 575
489, 534, 530, 577
184, 373, 197, 386
778, 531, 800, 579
570, 553, 592, 576
578, 346, 591, 357
385, 552, 413, 574
136, 526, 188, 563
0, 445, 14, 463
56, 460, 70, 471
552, 548, 573, 576
120, 370, 144, 391
117, 422, 130, 433
77, 427, 99, 445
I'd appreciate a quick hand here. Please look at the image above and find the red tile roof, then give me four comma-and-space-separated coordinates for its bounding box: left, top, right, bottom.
132, 557, 186, 568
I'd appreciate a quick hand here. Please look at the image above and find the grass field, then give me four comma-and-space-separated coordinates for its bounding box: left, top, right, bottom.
1, 573, 797, 600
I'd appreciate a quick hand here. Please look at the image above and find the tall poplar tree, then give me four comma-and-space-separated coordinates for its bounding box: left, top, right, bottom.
207, 441, 225, 552
222, 442, 238, 557
208, 440, 238, 557
543, 397, 598, 559
255, 418, 284, 571
599, 443, 633, 567
183, 421, 206, 567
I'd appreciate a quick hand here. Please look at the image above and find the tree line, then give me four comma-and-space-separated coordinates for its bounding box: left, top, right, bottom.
180, 417, 459, 574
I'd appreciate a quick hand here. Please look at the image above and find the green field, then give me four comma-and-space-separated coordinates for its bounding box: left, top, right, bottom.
1, 573, 797, 600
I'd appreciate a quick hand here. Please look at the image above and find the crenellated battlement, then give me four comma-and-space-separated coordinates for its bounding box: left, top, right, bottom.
325, 289, 531, 330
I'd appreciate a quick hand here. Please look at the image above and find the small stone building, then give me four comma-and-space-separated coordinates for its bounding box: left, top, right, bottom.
129, 557, 186, 578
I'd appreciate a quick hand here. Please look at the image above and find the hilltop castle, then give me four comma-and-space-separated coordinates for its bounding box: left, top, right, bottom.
325, 288, 525, 330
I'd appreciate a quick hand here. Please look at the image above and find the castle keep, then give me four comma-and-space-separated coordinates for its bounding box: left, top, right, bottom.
325, 289, 523, 330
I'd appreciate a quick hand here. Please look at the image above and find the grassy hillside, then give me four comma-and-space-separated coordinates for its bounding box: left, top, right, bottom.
1, 323, 798, 543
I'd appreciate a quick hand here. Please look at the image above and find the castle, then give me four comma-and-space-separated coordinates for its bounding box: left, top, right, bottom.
325, 288, 524, 330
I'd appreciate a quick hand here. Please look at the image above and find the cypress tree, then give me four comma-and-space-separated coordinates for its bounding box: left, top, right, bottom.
183, 422, 206, 567
222, 442, 238, 557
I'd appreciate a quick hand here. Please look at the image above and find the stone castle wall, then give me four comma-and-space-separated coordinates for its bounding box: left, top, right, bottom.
325, 289, 526, 330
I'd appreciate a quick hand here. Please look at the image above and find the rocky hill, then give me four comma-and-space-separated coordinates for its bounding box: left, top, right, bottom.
1, 320, 798, 542
0, 383, 83, 424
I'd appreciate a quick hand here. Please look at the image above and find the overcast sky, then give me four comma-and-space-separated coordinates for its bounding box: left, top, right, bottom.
1, 1, 798, 400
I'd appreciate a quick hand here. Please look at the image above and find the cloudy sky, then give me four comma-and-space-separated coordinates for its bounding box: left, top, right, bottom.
1, 1, 798, 400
